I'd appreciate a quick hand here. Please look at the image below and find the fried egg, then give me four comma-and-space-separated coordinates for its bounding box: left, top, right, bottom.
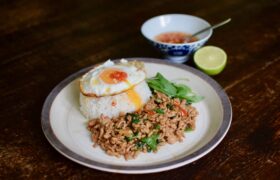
80, 59, 146, 97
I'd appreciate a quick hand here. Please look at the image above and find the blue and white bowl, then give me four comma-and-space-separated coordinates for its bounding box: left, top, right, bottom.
141, 14, 212, 63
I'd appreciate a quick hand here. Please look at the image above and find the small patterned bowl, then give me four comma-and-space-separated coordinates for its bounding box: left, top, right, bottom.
141, 14, 212, 63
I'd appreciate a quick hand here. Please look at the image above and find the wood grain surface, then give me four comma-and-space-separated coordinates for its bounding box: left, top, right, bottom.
0, 0, 279, 179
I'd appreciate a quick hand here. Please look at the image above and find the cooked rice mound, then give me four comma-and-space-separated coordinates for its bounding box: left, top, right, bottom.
80, 80, 152, 119
88, 91, 198, 160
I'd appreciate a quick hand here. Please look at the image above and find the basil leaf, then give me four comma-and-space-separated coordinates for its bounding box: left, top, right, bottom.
147, 73, 204, 104
186, 96, 204, 103
155, 124, 161, 130
147, 73, 177, 97
185, 127, 193, 132
166, 103, 174, 110
141, 134, 159, 151
127, 113, 140, 124
132, 118, 140, 124
174, 83, 192, 97
136, 141, 144, 149
125, 132, 139, 142
155, 99, 162, 103
154, 108, 164, 114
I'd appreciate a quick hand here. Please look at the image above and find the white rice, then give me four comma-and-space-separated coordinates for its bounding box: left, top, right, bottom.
80, 81, 152, 119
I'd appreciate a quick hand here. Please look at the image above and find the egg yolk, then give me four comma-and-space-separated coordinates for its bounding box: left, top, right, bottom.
99, 68, 128, 84
126, 88, 142, 110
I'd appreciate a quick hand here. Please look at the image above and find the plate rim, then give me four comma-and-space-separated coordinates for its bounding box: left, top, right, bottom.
41, 57, 232, 174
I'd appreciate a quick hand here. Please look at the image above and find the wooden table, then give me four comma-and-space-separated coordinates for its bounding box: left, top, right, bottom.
1, 0, 279, 179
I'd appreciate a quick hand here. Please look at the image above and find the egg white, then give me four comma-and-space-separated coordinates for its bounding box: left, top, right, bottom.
80, 60, 146, 96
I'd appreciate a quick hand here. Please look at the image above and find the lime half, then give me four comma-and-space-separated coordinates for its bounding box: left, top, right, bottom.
194, 46, 227, 75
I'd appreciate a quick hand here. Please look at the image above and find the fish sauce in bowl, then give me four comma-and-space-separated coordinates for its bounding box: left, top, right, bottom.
155, 32, 198, 44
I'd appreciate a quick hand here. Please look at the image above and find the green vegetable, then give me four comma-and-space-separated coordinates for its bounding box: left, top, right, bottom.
126, 113, 140, 124
147, 73, 203, 104
185, 127, 193, 132
125, 132, 139, 142
141, 134, 159, 151
154, 108, 164, 114
136, 141, 144, 149
132, 118, 140, 124
125, 136, 133, 142
166, 103, 174, 110
174, 83, 204, 103
147, 73, 177, 96
155, 124, 161, 130
155, 99, 162, 103
185, 95, 204, 104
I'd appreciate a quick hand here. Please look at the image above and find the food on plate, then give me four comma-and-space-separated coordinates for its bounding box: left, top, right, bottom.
80, 80, 151, 119
80, 59, 203, 160
155, 32, 198, 44
80, 60, 146, 96
88, 91, 198, 160
79, 59, 152, 119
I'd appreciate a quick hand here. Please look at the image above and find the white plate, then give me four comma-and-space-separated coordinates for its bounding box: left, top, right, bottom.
41, 58, 232, 174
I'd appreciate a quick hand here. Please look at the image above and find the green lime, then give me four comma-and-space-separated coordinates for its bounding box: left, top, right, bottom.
194, 46, 227, 75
